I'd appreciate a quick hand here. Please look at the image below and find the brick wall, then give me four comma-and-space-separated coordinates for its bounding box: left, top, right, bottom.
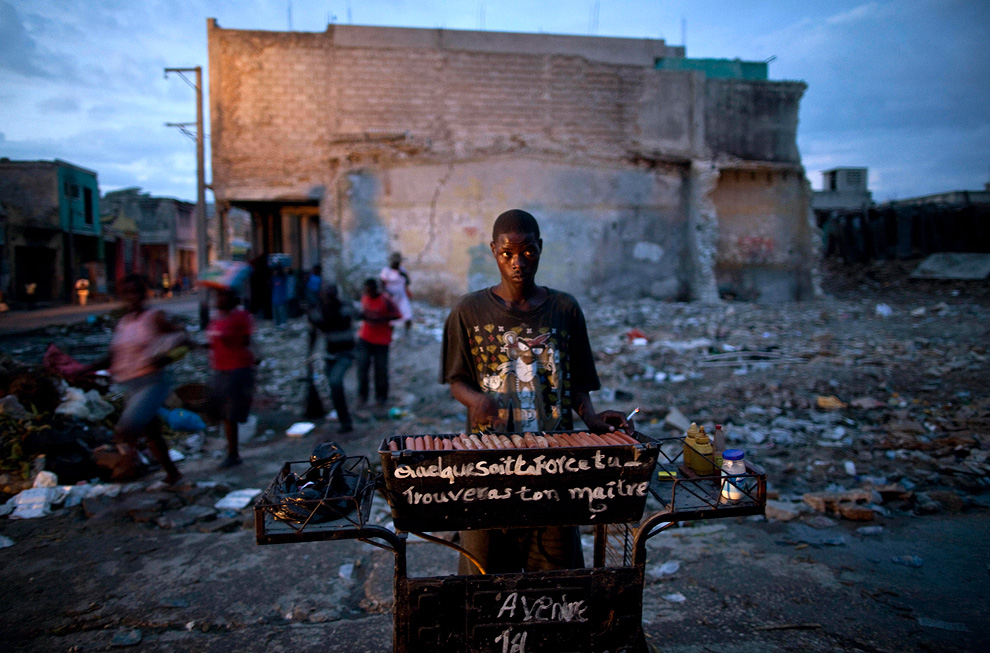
209, 24, 698, 198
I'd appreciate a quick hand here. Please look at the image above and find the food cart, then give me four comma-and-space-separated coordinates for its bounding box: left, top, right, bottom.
254, 432, 766, 652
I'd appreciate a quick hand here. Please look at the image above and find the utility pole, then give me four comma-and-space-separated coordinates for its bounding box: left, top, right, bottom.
165, 66, 209, 329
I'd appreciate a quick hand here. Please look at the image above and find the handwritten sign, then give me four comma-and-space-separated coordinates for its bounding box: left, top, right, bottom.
380, 437, 659, 531
398, 566, 645, 651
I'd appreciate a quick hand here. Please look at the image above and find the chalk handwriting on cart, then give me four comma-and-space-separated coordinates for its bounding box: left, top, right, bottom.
494, 591, 589, 653
391, 450, 648, 484
401, 479, 648, 512
496, 591, 588, 622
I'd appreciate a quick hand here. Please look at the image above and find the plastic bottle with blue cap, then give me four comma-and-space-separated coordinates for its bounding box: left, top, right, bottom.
720, 449, 746, 501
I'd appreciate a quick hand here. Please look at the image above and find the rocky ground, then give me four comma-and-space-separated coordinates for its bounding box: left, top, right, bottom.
0, 258, 988, 652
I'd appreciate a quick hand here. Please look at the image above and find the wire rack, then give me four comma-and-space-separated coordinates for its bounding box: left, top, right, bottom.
254, 455, 376, 544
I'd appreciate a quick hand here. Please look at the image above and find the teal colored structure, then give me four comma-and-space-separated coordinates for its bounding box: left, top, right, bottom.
57, 161, 103, 259
655, 57, 768, 80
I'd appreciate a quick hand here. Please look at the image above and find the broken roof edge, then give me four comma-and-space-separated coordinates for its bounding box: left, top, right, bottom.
207, 18, 682, 68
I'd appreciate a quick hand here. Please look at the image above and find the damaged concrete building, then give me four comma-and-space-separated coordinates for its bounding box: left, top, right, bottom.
208, 20, 816, 304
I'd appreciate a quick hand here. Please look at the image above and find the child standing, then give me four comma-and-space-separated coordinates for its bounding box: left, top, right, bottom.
206, 288, 256, 468
355, 278, 401, 408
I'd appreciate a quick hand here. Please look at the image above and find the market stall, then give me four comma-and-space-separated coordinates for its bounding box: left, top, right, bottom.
254, 431, 766, 652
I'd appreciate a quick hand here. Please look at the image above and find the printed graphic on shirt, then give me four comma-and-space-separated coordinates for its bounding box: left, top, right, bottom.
471, 323, 571, 432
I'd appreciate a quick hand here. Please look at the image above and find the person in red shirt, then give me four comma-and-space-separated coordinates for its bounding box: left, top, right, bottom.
355, 278, 401, 409
206, 288, 256, 468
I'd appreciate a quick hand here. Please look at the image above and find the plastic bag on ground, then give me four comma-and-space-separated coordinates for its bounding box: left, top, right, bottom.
10, 487, 56, 519
157, 408, 206, 432
55, 385, 115, 422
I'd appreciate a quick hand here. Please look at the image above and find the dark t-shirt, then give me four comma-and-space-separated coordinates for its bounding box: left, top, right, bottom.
309, 293, 355, 355
441, 287, 600, 432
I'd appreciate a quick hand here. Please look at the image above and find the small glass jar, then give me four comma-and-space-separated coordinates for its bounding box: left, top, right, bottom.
720, 449, 745, 501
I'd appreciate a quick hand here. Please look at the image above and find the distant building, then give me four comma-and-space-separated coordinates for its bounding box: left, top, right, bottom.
0, 158, 103, 304
209, 21, 815, 303
879, 188, 990, 209
818, 170, 990, 262
101, 188, 198, 292
812, 167, 872, 215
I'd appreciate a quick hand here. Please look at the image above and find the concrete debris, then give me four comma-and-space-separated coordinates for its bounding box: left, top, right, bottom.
764, 500, 802, 522
32, 470, 58, 488
213, 488, 262, 511
856, 525, 884, 536
0, 394, 30, 419
785, 523, 846, 546
646, 560, 681, 579
663, 407, 692, 432
911, 252, 990, 280
111, 628, 143, 647
916, 617, 970, 632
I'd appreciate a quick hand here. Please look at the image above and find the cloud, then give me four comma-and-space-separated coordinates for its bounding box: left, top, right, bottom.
0, 0, 79, 80
36, 95, 80, 114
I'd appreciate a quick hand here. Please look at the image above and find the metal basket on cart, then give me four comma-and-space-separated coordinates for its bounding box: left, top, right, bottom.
599, 435, 767, 567
254, 455, 375, 544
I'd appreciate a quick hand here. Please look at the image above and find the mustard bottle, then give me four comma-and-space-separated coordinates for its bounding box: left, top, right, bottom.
683, 422, 700, 472
687, 424, 716, 476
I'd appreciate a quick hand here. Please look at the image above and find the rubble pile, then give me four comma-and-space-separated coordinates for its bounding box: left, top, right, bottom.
580, 294, 990, 521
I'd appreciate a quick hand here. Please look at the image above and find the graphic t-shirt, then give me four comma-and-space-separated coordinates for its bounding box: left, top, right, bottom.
440, 288, 600, 433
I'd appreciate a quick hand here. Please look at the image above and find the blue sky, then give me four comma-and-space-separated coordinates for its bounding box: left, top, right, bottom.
1, 0, 988, 202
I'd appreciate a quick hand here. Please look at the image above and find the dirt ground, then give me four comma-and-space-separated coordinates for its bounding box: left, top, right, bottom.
1, 259, 988, 652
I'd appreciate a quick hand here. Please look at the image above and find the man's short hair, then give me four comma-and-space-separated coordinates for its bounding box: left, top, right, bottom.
492, 209, 540, 241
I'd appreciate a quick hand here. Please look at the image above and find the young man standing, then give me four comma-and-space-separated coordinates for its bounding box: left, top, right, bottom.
440, 209, 632, 574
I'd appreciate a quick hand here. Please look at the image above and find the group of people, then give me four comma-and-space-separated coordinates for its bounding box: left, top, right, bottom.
306, 253, 412, 433
88, 209, 632, 578
83, 252, 415, 482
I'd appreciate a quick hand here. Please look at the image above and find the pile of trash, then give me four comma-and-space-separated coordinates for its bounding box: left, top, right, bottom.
0, 345, 212, 500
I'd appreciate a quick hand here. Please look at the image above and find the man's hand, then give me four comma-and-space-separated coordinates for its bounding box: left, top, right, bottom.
583, 409, 633, 435
467, 394, 502, 432
450, 380, 502, 432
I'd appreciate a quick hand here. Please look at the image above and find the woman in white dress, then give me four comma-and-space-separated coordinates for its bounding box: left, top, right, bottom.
379, 251, 412, 334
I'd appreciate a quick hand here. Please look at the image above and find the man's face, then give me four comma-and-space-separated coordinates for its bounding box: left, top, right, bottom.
491, 231, 542, 288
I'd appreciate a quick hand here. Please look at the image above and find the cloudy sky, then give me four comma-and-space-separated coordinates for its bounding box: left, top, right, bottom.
1, 0, 987, 203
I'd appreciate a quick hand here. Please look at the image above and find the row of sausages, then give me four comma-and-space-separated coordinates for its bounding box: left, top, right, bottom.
387, 431, 639, 452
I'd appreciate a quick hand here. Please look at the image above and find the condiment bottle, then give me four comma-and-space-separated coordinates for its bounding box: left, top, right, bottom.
713, 424, 725, 467
720, 449, 745, 501
685, 423, 716, 476
683, 422, 700, 472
